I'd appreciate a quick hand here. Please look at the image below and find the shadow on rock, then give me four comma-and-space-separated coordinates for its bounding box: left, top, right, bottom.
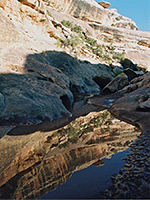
0, 51, 113, 136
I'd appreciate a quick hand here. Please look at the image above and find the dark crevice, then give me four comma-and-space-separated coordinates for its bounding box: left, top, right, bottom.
37, 76, 54, 83
70, 84, 79, 99
60, 95, 72, 112
101, 88, 112, 95
93, 76, 111, 89
50, 143, 58, 149
136, 106, 150, 112
27, 69, 35, 73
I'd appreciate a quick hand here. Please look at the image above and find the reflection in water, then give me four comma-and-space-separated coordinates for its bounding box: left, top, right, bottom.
0, 111, 141, 199
104, 131, 150, 199
41, 151, 127, 199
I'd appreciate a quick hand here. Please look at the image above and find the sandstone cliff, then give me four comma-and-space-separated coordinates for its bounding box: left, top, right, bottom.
0, 0, 149, 135
0, 0, 150, 199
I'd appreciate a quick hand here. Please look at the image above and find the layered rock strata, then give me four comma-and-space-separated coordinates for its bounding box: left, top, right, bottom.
109, 72, 150, 131
0, 0, 150, 198
0, 0, 149, 138
0, 111, 140, 199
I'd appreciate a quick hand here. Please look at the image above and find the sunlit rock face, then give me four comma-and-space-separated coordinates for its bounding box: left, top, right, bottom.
0, 0, 149, 72
0, 0, 149, 132
46, 0, 138, 30
0, 111, 140, 199
0, 0, 149, 199
138, 40, 150, 48
99, 1, 110, 9
0, 0, 7, 9
89, 24, 150, 70
46, 0, 109, 23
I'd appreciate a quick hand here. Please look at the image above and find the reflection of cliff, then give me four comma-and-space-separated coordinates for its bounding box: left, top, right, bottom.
0, 111, 141, 199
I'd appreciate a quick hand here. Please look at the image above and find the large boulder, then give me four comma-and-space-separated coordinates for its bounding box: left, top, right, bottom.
0, 72, 73, 126
120, 58, 139, 71
102, 73, 129, 94
124, 68, 144, 81
109, 72, 150, 131
25, 51, 113, 97
0, 50, 113, 132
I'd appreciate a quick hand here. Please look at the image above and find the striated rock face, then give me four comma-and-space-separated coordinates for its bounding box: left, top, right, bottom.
46, 0, 137, 29
91, 25, 150, 69
0, 0, 149, 198
0, 111, 141, 199
109, 72, 150, 132
0, 0, 149, 135
47, 0, 109, 23
107, 8, 138, 30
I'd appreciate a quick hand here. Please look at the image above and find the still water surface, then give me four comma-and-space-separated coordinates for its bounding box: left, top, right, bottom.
41, 151, 127, 199
0, 111, 140, 199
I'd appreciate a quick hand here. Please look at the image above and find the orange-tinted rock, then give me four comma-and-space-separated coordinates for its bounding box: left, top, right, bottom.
99, 1, 110, 9
138, 40, 150, 48
0, 0, 7, 9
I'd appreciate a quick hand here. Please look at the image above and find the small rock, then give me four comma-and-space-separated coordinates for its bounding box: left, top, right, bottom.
113, 66, 123, 77
138, 40, 150, 48
93, 159, 104, 167
124, 68, 142, 82
120, 58, 139, 71
99, 1, 111, 9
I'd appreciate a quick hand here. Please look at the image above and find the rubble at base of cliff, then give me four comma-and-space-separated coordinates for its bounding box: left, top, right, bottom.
104, 131, 150, 199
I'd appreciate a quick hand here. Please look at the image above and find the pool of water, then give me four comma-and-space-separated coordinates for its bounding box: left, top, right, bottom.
41, 151, 127, 199
0, 111, 140, 200
103, 98, 118, 107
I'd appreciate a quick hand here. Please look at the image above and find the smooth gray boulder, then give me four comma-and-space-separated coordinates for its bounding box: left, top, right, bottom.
0, 51, 113, 130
